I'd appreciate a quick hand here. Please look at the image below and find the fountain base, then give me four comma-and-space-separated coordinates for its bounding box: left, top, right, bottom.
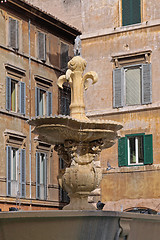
63, 194, 96, 210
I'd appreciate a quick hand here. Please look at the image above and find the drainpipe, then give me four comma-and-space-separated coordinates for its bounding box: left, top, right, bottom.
28, 19, 32, 204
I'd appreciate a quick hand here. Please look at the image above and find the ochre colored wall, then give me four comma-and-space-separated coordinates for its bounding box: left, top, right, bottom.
0, 5, 74, 211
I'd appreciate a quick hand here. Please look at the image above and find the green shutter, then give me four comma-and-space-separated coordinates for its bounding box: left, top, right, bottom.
118, 137, 128, 167
122, 0, 131, 26
122, 0, 141, 26
144, 134, 153, 165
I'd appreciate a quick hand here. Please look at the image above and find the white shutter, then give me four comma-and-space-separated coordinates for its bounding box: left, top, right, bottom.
142, 64, 152, 104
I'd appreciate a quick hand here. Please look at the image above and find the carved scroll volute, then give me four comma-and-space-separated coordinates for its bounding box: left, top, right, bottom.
83, 71, 98, 90
57, 56, 98, 121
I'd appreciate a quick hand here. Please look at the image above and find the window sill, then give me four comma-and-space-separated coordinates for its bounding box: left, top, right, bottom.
103, 164, 160, 174
0, 196, 60, 207
81, 19, 160, 40
86, 102, 160, 118
0, 109, 29, 120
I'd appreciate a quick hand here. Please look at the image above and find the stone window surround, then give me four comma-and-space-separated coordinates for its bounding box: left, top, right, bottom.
112, 50, 151, 68
4, 129, 26, 148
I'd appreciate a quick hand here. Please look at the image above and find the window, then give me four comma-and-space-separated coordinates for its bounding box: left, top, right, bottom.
9, 17, 19, 50
113, 64, 152, 108
6, 146, 26, 197
118, 134, 153, 167
38, 31, 46, 62
122, 0, 141, 26
6, 77, 26, 114
36, 152, 47, 200
59, 85, 71, 116
35, 87, 52, 117
60, 42, 69, 70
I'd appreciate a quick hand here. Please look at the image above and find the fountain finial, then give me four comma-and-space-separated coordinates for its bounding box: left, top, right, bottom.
57, 56, 98, 121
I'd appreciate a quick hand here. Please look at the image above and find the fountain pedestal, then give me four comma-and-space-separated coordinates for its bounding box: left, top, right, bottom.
55, 140, 103, 210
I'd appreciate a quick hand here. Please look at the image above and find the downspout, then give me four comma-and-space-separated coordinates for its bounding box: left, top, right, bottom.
28, 19, 32, 204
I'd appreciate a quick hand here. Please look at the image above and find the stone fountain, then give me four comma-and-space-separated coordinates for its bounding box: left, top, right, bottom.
29, 56, 122, 210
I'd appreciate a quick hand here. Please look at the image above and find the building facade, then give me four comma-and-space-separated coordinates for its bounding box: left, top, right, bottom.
81, 0, 160, 212
27, 0, 160, 212
0, 0, 80, 211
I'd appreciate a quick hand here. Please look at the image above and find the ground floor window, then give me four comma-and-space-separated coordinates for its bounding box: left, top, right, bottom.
118, 133, 153, 166
6, 146, 26, 197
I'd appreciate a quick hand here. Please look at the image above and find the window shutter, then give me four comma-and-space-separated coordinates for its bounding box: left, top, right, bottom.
36, 152, 40, 199
60, 42, 69, 70
142, 64, 152, 104
122, 0, 141, 26
20, 149, 26, 198
6, 77, 11, 111
113, 68, 124, 108
144, 134, 153, 165
47, 91, 52, 116
122, 0, 131, 26
35, 87, 40, 117
19, 82, 26, 115
9, 18, 19, 50
38, 32, 46, 61
44, 154, 47, 200
132, 0, 141, 25
6, 146, 11, 196
118, 137, 128, 167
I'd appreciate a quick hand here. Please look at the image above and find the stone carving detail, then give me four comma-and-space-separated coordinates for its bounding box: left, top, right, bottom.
57, 56, 98, 121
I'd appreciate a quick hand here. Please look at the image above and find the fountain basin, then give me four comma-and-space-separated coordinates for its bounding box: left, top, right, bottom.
28, 115, 123, 145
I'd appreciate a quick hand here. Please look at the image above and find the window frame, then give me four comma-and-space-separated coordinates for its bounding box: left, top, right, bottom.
35, 86, 52, 117
6, 76, 26, 115
60, 42, 69, 71
118, 133, 153, 167
122, 0, 142, 26
37, 31, 47, 62
113, 63, 152, 108
123, 64, 142, 106
126, 133, 144, 166
6, 146, 26, 198
8, 17, 19, 50
36, 151, 47, 200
